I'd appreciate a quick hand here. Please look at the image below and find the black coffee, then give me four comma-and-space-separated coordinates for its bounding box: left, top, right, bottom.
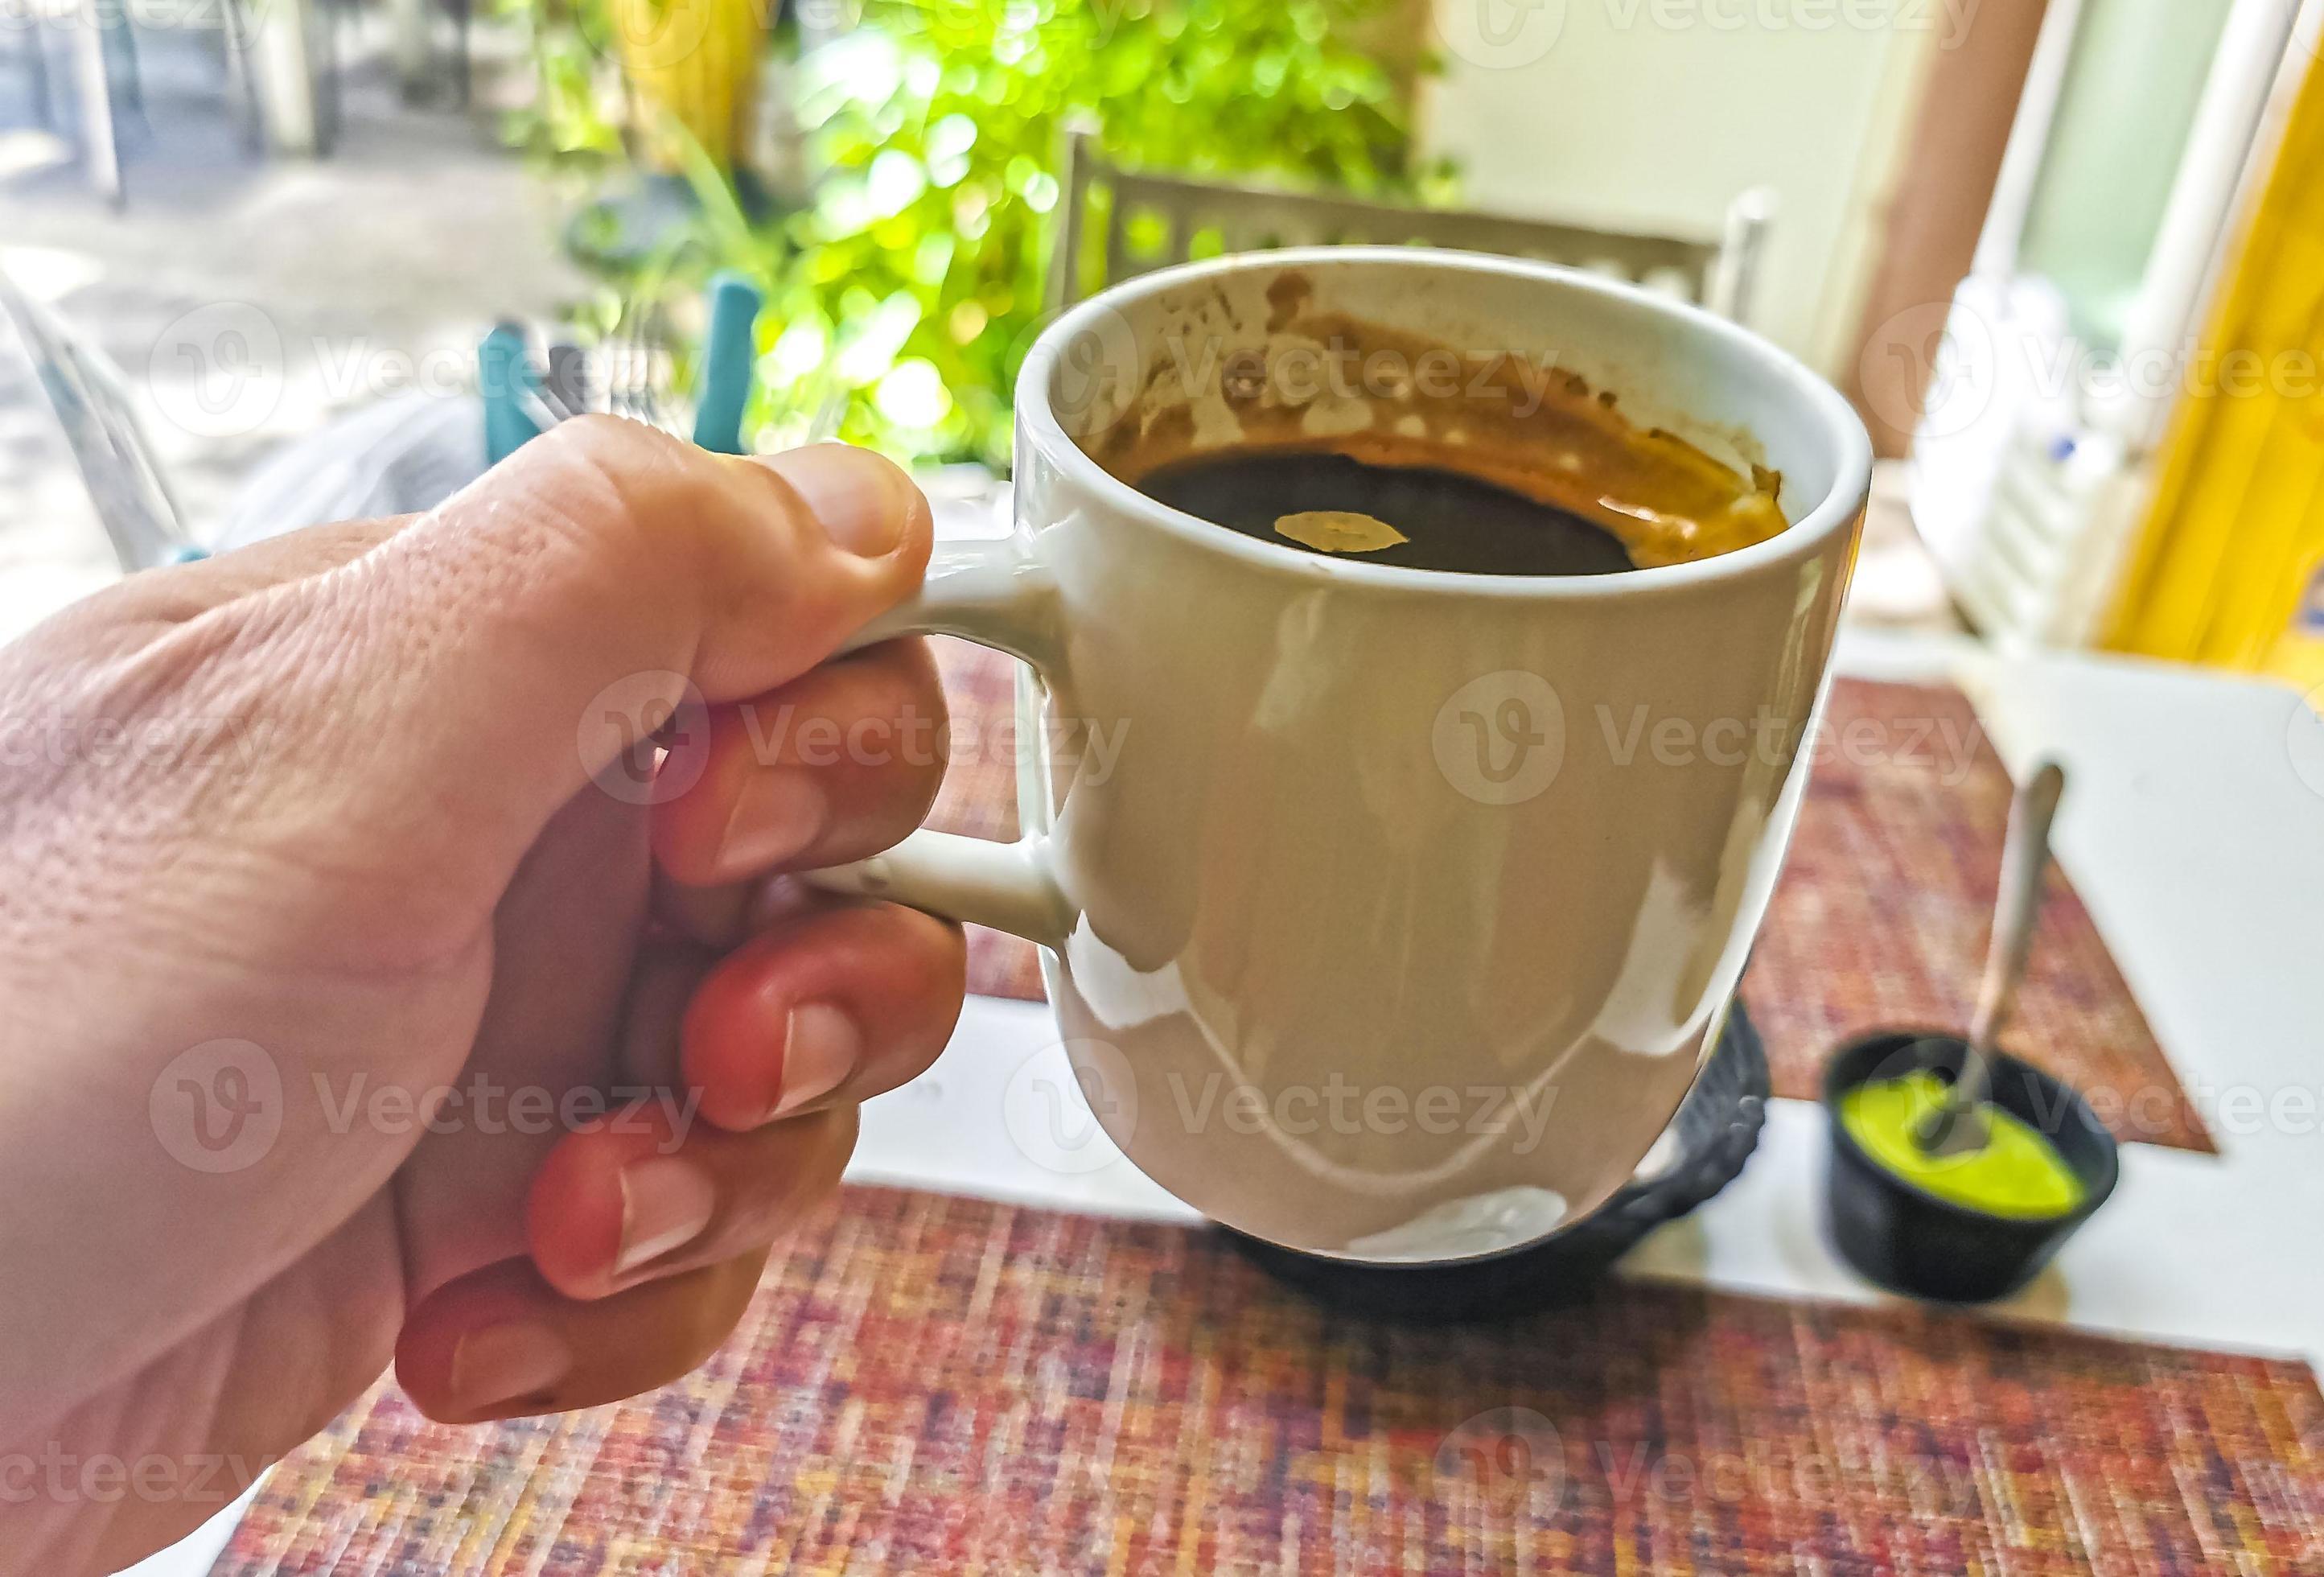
1133, 445, 1636, 577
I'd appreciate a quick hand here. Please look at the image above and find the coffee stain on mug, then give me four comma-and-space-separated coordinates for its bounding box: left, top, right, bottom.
1265, 270, 1314, 334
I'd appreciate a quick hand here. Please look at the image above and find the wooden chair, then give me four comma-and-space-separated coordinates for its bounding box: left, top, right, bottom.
1045, 122, 1775, 327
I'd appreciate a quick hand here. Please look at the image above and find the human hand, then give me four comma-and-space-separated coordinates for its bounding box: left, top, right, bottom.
0, 419, 965, 1575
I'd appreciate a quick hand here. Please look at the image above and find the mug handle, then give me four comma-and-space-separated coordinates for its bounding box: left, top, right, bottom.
797, 537, 1078, 949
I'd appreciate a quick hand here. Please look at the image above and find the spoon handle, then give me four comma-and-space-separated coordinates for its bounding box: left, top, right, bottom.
1957, 760, 2067, 1110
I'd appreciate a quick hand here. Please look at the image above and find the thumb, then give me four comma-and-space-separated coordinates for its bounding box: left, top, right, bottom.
231, 418, 934, 953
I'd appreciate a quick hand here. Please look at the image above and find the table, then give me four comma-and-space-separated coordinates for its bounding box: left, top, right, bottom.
113, 628, 2324, 1575
837, 628, 2324, 1360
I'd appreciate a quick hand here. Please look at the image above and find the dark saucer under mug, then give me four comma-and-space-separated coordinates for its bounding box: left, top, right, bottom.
1224, 1003, 1769, 1323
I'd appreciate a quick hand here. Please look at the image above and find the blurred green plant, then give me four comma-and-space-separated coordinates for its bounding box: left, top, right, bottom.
496, 0, 627, 172
504, 0, 1440, 467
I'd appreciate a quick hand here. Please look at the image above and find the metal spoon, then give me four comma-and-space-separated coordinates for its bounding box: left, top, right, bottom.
1918, 760, 2068, 1158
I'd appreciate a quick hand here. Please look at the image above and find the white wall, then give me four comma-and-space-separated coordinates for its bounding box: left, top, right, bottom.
1418, 0, 1944, 376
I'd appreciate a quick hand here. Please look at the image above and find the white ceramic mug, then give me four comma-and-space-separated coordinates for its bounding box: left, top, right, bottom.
814, 249, 1871, 1262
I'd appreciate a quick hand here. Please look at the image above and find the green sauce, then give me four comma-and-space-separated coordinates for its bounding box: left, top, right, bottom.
1841, 1072, 2087, 1219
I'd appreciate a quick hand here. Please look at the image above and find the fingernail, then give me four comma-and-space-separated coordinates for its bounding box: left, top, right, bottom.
775, 1003, 860, 1115
615, 1156, 718, 1275
770, 444, 911, 557
450, 1321, 571, 1415
714, 767, 827, 878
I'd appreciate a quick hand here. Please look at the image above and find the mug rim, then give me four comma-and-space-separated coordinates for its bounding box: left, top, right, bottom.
1016, 246, 1874, 599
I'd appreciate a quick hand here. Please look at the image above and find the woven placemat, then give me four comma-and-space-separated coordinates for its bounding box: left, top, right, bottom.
1742, 677, 2206, 1151
923, 639, 1047, 1003
925, 642, 2208, 1152
215, 1185, 2322, 1574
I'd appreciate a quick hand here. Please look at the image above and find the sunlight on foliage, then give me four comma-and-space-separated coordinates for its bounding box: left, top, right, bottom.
504, 0, 1435, 467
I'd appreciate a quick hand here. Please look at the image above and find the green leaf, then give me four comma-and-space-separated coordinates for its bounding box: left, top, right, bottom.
524, 0, 1432, 467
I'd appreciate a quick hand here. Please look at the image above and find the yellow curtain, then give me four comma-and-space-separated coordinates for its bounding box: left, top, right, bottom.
2104, 47, 2324, 693
611, 0, 767, 173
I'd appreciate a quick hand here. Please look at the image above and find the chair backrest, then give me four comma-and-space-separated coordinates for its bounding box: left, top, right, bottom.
0, 268, 198, 574
1045, 123, 1773, 327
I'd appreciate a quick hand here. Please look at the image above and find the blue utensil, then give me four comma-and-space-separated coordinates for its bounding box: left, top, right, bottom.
691, 271, 764, 455
479, 322, 542, 465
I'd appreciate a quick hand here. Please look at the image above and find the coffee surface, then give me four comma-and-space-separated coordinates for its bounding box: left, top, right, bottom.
1136, 443, 1635, 577
1090, 273, 1792, 574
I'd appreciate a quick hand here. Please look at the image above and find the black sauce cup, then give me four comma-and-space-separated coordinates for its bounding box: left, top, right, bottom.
1822, 1031, 2120, 1303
